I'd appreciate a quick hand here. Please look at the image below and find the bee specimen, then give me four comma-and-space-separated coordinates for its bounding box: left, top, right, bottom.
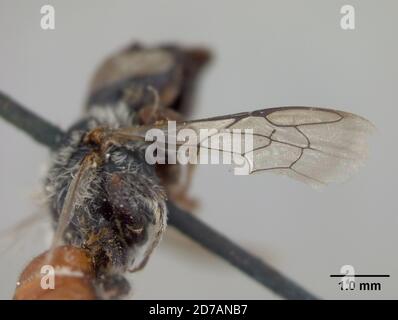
2, 43, 373, 299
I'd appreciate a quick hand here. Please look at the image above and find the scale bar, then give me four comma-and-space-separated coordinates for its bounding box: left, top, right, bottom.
329, 274, 390, 278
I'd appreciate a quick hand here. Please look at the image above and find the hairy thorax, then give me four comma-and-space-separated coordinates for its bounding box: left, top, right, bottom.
44, 105, 167, 275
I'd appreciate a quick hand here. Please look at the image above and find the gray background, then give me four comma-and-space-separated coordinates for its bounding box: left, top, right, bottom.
0, 0, 397, 299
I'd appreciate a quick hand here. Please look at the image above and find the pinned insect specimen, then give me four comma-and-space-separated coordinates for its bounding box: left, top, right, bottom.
1, 43, 373, 299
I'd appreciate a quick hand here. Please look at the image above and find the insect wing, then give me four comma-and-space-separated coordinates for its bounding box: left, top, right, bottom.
123, 106, 374, 186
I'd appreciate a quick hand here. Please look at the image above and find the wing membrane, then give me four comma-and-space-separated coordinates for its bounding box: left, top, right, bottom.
117, 107, 374, 187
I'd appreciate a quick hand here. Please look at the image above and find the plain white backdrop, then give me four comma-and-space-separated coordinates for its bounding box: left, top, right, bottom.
0, 0, 397, 299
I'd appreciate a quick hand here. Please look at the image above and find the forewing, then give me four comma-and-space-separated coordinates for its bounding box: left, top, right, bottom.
117, 107, 374, 187
192, 107, 373, 186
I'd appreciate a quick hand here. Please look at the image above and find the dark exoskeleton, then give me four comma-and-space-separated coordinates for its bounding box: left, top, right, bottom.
44, 43, 211, 298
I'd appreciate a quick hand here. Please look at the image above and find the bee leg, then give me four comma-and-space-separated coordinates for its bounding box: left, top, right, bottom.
169, 163, 198, 212
156, 163, 198, 212
137, 90, 184, 125
94, 274, 131, 300
128, 255, 150, 273
138, 91, 199, 211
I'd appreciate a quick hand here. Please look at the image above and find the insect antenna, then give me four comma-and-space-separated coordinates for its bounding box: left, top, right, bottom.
50, 153, 99, 250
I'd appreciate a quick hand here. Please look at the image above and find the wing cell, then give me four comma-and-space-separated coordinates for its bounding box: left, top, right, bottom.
116, 106, 374, 186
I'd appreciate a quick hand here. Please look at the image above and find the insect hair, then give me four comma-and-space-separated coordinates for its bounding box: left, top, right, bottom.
45, 103, 137, 209
44, 103, 167, 273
